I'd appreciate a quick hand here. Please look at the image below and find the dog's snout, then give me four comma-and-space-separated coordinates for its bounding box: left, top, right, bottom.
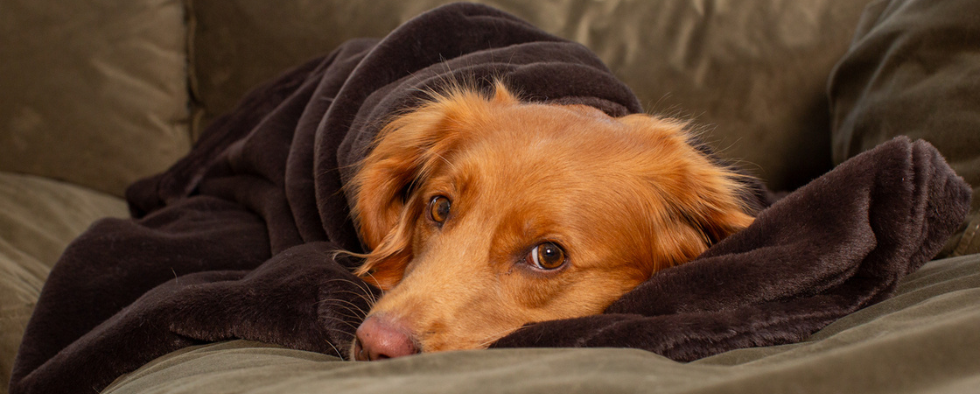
353, 315, 419, 361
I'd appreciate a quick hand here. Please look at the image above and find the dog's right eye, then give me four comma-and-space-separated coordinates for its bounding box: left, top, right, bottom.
526, 242, 567, 270
428, 196, 452, 225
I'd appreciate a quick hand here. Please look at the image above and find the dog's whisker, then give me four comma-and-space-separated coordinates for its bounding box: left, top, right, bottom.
316, 294, 371, 312
360, 271, 385, 300
327, 285, 378, 309
319, 277, 376, 295
319, 325, 358, 338
316, 300, 369, 319
319, 270, 382, 302
316, 301, 366, 319
319, 332, 351, 360
319, 316, 363, 333
318, 278, 381, 307
319, 306, 369, 325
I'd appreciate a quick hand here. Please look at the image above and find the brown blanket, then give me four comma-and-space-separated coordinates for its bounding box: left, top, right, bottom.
10, 3, 970, 394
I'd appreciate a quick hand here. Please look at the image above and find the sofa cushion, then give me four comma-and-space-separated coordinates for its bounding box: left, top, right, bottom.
101, 254, 980, 394
0, 0, 191, 197
189, 0, 872, 191
829, 0, 980, 255
0, 172, 128, 391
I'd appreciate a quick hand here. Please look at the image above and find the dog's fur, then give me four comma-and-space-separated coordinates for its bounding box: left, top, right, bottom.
347, 82, 754, 360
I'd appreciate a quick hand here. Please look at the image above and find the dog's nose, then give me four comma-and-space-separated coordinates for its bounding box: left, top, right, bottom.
353, 315, 418, 361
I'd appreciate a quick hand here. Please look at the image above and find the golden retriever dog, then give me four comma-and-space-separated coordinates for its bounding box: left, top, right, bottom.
347, 81, 754, 361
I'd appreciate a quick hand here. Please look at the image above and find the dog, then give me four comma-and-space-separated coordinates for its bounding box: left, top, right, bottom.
347, 81, 755, 361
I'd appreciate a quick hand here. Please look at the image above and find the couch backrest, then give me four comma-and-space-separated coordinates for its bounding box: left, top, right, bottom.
1, 0, 874, 196
188, 0, 873, 192
0, 0, 191, 197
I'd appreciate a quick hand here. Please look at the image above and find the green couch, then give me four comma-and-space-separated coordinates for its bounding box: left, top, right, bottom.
3, 1, 978, 392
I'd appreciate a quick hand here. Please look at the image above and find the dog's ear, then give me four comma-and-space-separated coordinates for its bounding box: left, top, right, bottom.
619, 114, 755, 260
349, 82, 518, 289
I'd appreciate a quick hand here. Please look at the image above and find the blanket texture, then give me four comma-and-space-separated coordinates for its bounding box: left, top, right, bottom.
10, 4, 970, 394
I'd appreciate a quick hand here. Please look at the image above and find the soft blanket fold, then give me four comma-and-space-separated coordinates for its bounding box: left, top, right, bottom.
10, 3, 970, 394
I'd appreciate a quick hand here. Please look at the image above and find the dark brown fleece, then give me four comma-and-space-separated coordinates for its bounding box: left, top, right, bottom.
10, 3, 969, 394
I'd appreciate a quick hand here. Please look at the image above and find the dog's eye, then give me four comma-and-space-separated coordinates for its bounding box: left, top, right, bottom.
428, 196, 451, 225
527, 242, 566, 270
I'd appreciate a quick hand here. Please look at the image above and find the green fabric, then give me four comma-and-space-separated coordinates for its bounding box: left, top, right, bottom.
190, 0, 873, 191
0, 0, 191, 196
829, 0, 980, 256
0, 172, 128, 394
103, 255, 980, 394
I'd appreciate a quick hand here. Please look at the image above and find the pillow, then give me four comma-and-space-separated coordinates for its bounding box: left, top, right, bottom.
189, 0, 873, 191
0, 0, 190, 196
829, 0, 980, 255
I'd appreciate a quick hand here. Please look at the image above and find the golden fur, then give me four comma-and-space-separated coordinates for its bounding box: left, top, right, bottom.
347, 82, 754, 358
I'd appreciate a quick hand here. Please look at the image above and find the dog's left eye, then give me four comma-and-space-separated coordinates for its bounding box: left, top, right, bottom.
526, 242, 566, 270
428, 196, 451, 225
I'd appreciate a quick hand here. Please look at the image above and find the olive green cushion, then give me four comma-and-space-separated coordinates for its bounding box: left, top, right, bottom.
103, 254, 980, 394
0, 0, 191, 196
0, 172, 128, 393
829, 0, 980, 255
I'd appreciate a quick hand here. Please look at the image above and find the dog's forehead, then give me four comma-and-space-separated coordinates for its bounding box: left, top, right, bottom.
440, 132, 668, 238
454, 120, 661, 188
439, 110, 679, 200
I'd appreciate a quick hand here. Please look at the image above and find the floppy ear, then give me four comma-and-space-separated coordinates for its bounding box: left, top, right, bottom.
348, 104, 455, 290
348, 82, 519, 289
680, 174, 756, 246
619, 114, 756, 255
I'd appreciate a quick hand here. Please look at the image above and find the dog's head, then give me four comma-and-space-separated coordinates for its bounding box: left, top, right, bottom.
348, 82, 754, 360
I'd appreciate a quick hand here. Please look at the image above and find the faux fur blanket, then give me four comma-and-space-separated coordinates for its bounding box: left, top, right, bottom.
10, 4, 970, 394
